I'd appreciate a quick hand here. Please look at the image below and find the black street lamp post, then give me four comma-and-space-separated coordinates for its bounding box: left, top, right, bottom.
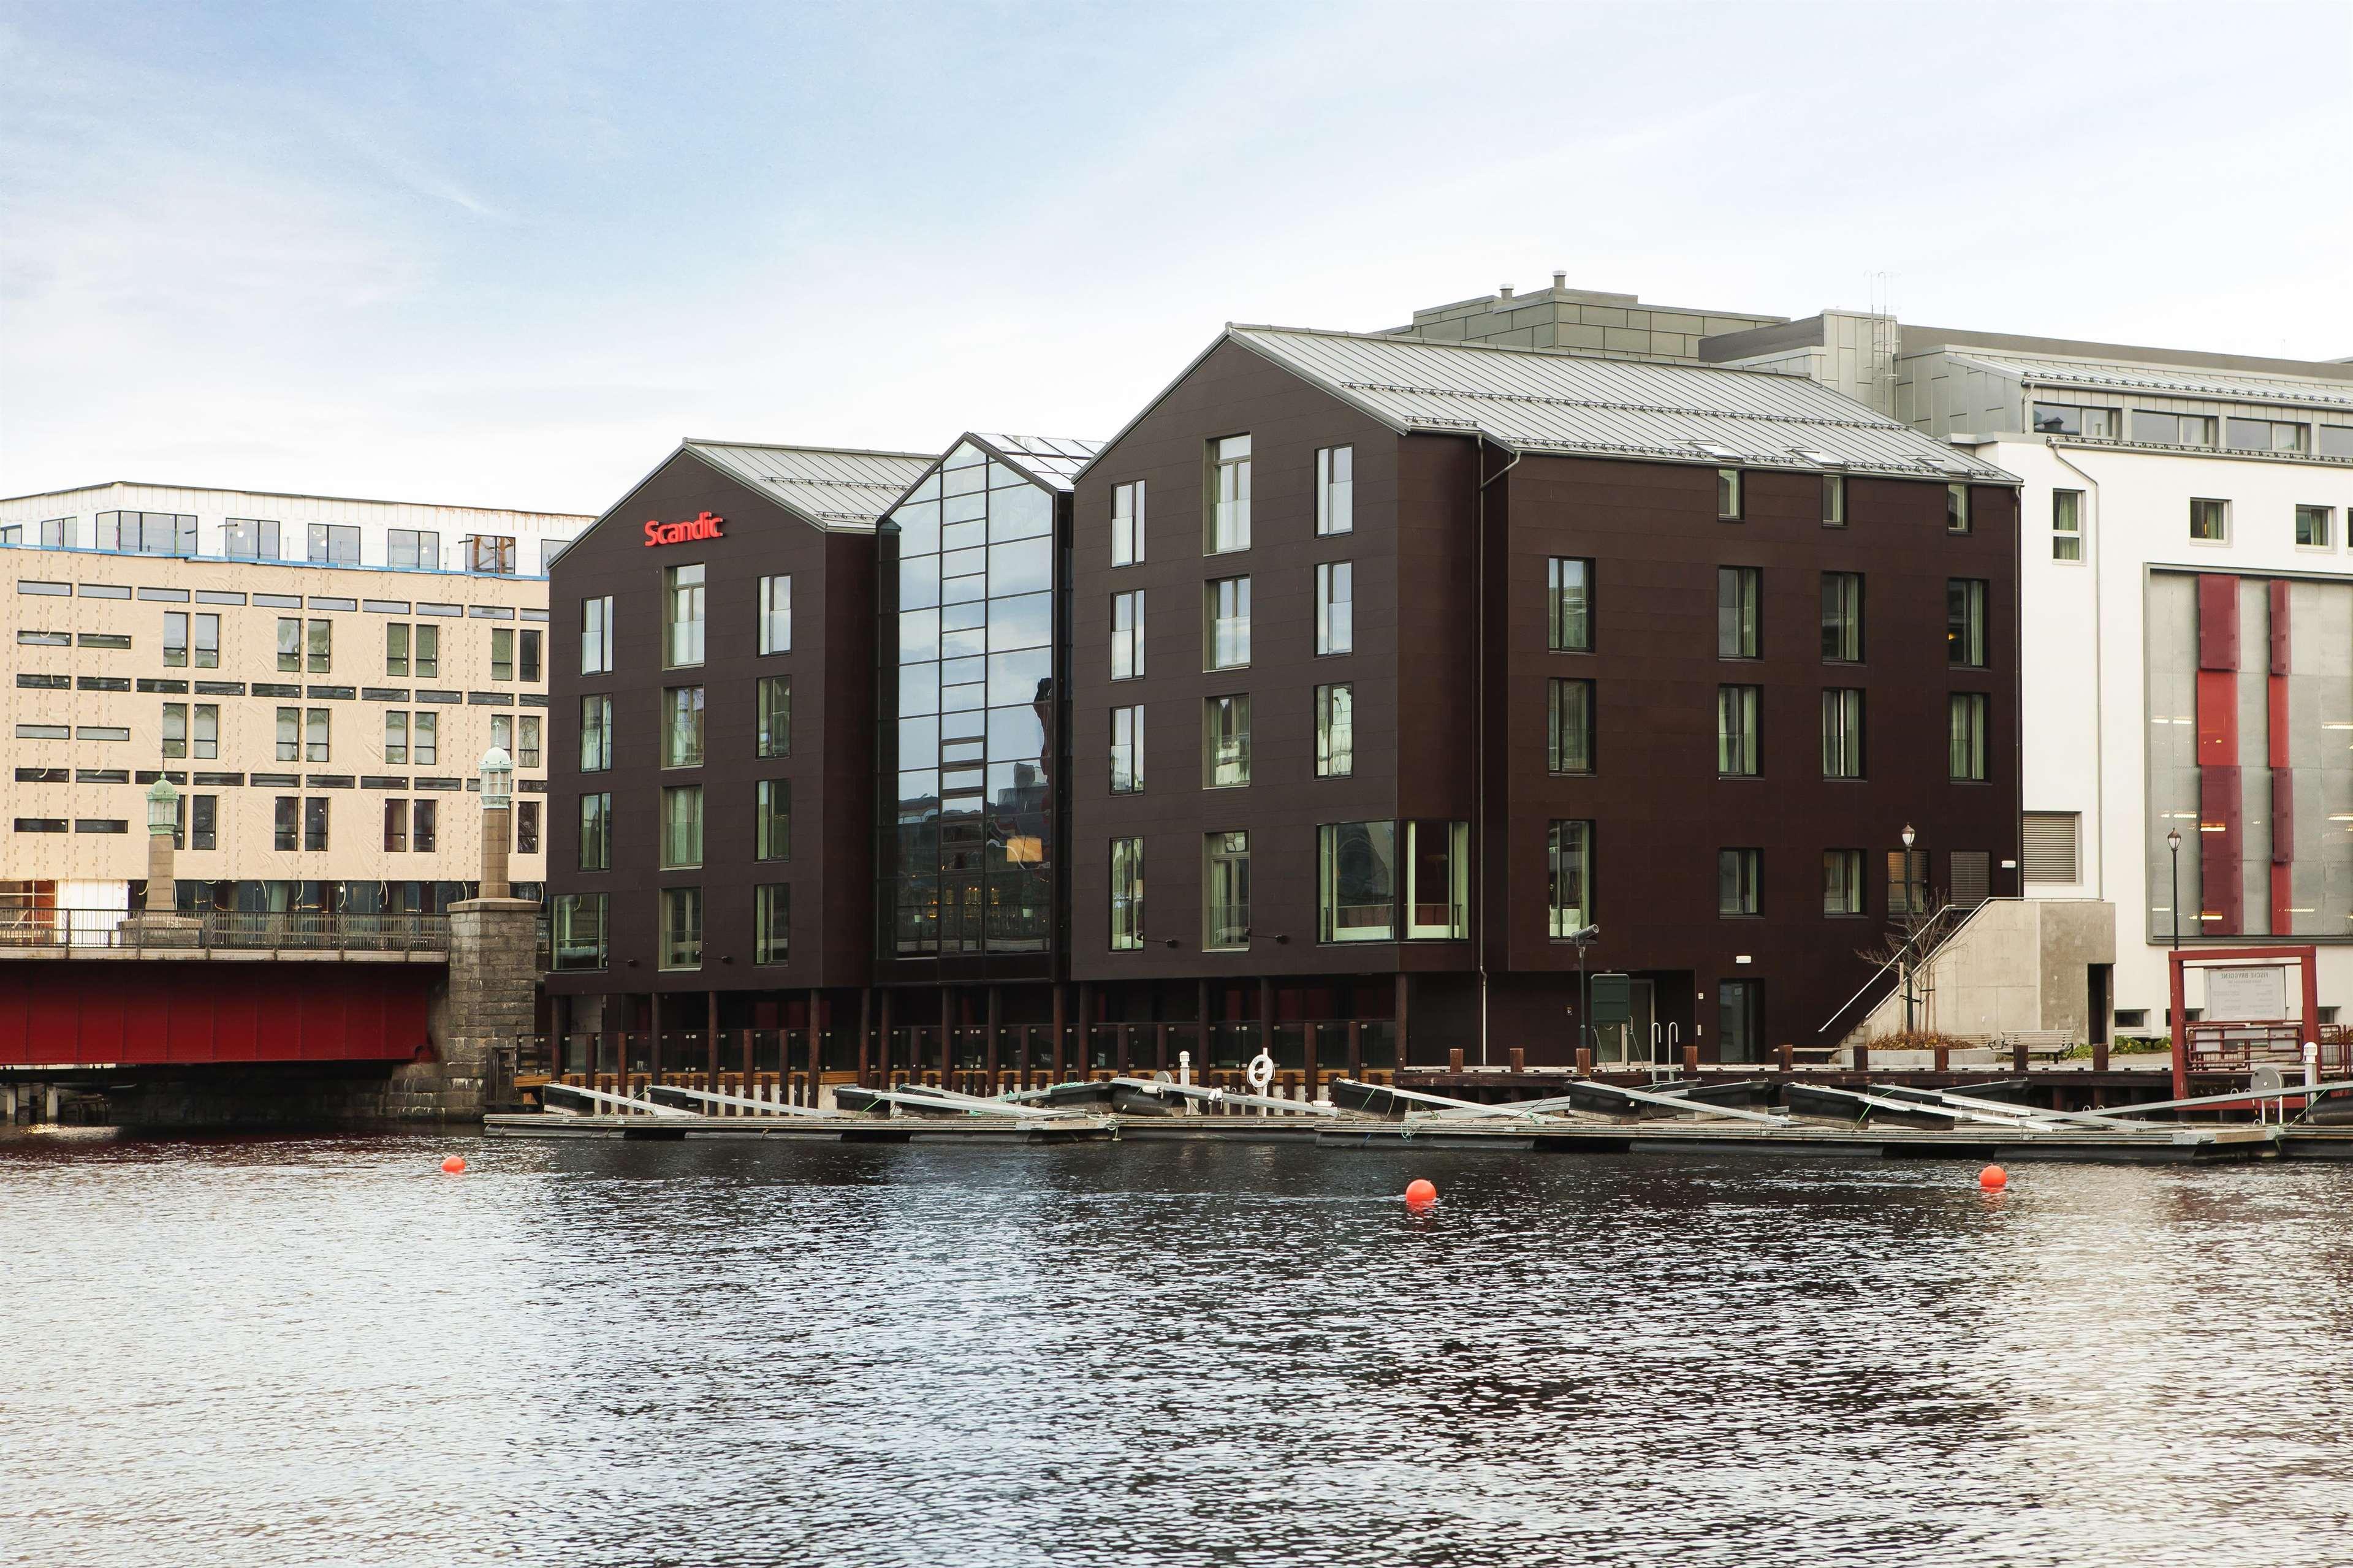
2167, 826, 2183, 951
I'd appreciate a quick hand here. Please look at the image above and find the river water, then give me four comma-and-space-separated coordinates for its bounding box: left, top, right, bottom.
4, 1131, 2351, 1567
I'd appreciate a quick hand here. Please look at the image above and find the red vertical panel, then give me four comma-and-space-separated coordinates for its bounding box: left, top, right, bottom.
2272, 863, 2295, 936
2200, 766, 2243, 935
2198, 574, 2240, 670
2196, 670, 2238, 766
2269, 579, 2290, 676
2272, 769, 2295, 866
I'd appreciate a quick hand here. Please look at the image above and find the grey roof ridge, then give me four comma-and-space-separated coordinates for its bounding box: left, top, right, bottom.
1225, 320, 1869, 385
0, 477, 593, 518
682, 436, 938, 461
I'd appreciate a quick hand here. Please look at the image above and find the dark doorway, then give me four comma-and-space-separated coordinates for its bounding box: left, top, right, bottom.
2089, 964, 2112, 1045
1717, 980, 1762, 1064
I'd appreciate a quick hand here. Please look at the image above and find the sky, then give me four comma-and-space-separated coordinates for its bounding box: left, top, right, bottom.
2, 0, 2349, 517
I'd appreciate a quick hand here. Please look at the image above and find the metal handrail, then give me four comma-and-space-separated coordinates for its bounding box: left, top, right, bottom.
0, 906, 451, 954
1815, 898, 1993, 1037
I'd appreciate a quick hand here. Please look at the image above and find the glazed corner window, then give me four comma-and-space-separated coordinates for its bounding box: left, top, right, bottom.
1822, 689, 1864, 780
1716, 468, 1743, 521
577, 792, 611, 871
468, 533, 518, 574
1204, 575, 1250, 670
1716, 684, 1759, 776
1546, 558, 1592, 652
661, 784, 704, 869
1945, 483, 1971, 534
1317, 445, 1354, 536
1315, 683, 1353, 779
662, 685, 705, 768
388, 528, 439, 569
660, 886, 703, 970
1548, 820, 1592, 937
1111, 589, 1144, 680
664, 562, 706, 668
2296, 505, 2335, 549
1405, 820, 1469, 940
1317, 820, 1396, 943
1207, 434, 1252, 554
579, 694, 614, 772
1717, 847, 1762, 917
2053, 490, 2084, 561
306, 618, 331, 673
581, 596, 614, 675
1315, 561, 1353, 655
1111, 481, 1145, 567
756, 675, 791, 759
2188, 498, 2228, 543
1203, 694, 1251, 788
755, 778, 791, 862
1203, 830, 1252, 950
1547, 678, 1592, 775
1823, 849, 1865, 915
1109, 836, 1146, 951
1716, 567, 1760, 658
1820, 572, 1863, 662
1948, 692, 1990, 782
1111, 704, 1144, 793
492, 626, 515, 682
758, 574, 792, 654
1947, 579, 1987, 667
552, 893, 609, 971
1822, 474, 1846, 527
754, 883, 790, 964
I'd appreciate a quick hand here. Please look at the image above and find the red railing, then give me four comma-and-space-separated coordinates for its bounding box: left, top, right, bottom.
2181, 1021, 2351, 1078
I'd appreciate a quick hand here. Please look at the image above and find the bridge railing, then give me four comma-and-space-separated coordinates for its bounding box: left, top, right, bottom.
0, 906, 452, 955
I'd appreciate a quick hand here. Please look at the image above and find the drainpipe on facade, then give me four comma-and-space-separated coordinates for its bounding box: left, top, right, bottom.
1475, 436, 1522, 1067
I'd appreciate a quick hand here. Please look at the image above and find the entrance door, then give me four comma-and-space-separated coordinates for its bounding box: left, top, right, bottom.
1717, 981, 1762, 1064
1626, 980, 1657, 1064
2089, 964, 2112, 1045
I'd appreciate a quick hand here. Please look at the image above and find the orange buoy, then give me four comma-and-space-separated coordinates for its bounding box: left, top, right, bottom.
441, 1155, 467, 1175
1404, 1178, 1437, 1207
1979, 1164, 2007, 1191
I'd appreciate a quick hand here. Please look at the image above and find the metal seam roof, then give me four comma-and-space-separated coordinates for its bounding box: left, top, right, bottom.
1941, 352, 2353, 414
683, 440, 938, 531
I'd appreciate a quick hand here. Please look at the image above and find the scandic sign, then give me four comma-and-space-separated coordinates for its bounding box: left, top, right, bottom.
643, 512, 726, 547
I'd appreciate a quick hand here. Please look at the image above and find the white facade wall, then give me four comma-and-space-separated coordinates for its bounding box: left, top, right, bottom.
1967, 434, 2353, 1024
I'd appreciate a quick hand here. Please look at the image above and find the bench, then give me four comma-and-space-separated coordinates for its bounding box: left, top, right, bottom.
2003, 1030, 2077, 1062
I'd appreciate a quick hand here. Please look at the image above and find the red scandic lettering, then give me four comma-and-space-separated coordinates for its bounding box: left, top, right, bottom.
643, 513, 726, 547
642, 520, 663, 547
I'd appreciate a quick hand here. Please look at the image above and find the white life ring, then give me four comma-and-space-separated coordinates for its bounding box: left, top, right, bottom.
1244, 1050, 1275, 1093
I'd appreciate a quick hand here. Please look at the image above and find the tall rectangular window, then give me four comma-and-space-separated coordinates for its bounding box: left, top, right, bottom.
1204, 695, 1251, 788
491, 714, 514, 761
1718, 847, 1761, 916
192, 613, 218, 669
663, 685, 705, 767
1405, 820, 1469, 939
492, 626, 515, 682
580, 694, 613, 771
306, 619, 331, 674
1315, 683, 1353, 778
1207, 434, 1252, 553
1204, 576, 1250, 669
384, 711, 410, 765
303, 797, 329, 852
1820, 573, 1863, 662
757, 675, 791, 758
275, 706, 301, 763
1204, 830, 1251, 949
2296, 505, 2335, 549
517, 715, 541, 769
1547, 558, 1592, 651
192, 704, 217, 760
661, 785, 703, 869
1548, 820, 1592, 937
519, 801, 541, 860
1111, 482, 1144, 567
1717, 469, 1743, 520
2053, 490, 2083, 561
1317, 445, 1354, 535
1317, 821, 1396, 942
305, 708, 330, 763
1111, 590, 1143, 680
191, 794, 216, 851
1823, 474, 1846, 526
1548, 678, 1593, 774
273, 796, 298, 851
383, 799, 409, 852
578, 792, 611, 871
1947, 579, 1986, 667
388, 529, 438, 569
1822, 689, 1864, 779
759, 575, 792, 654
665, 562, 705, 667
756, 779, 791, 861
1717, 686, 1759, 776
163, 613, 189, 667
1946, 484, 1971, 534
412, 711, 437, 767
1887, 849, 1929, 915
661, 887, 702, 970
413, 798, 438, 853
1823, 849, 1865, 915
1315, 561, 1353, 655
1949, 693, 1990, 782
1111, 705, 1144, 793
520, 629, 541, 683
414, 625, 439, 679
276, 618, 301, 672
581, 596, 613, 674
1717, 567, 1760, 658
755, 884, 789, 964
1109, 837, 1145, 950
161, 703, 187, 759
387, 623, 410, 678
552, 893, 609, 971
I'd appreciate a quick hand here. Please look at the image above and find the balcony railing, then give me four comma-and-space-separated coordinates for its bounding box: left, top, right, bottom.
0, 906, 451, 955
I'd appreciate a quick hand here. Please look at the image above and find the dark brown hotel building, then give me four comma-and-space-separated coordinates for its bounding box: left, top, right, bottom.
545, 328, 2020, 1070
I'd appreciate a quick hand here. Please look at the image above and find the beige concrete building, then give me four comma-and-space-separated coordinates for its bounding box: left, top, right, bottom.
4, 547, 556, 925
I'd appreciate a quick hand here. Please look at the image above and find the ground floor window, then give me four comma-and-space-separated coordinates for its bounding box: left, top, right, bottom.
553, 893, 608, 971
1405, 820, 1468, 939
1548, 820, 1592, 937
1823, 849, 1864, 915
1317, 820, 1396, 942
661, 886, 702, 970
754, 883, 788, 964
1204, 831, 1250, 950
1109, 837, 1144, 950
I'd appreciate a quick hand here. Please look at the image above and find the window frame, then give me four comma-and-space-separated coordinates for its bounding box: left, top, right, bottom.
2053, 489, 2084, 562
1110, 703, 1144, 793
2188, 497, 2229, 544
1315, 561, 1353, 656
1821, 687, 1865, 780
1204, 575, 1251, 671
1110, 589, 1144, 681
1111, 481, 1144, 568
1717, 566, 1762, 659
1316, 445, 1354, 536
1109, 836, 1146, 951
1716, 684, 1760, 777
1546, 558, 1593, 653
1547, 676, 1594, 775
1206, 434, 1252, 555
758, 574, 793, 655
1717, 468, 1743, 521
1947, 578, 1988, 668
1203, 694, 1252, 789
1315, 683, 1353, 779
1820, 572, 1864, 662
1717, 847, 1762, 917
1948, 692, 1991, 783
1822, 848, 1866, 916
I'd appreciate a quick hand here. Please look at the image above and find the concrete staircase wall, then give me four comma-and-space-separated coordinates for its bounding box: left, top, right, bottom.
1846, 898, 2115, 1045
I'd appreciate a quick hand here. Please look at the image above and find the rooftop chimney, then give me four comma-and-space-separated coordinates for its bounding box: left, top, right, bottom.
1499, 284, 1513, 300
1553, 270, 1567, 290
